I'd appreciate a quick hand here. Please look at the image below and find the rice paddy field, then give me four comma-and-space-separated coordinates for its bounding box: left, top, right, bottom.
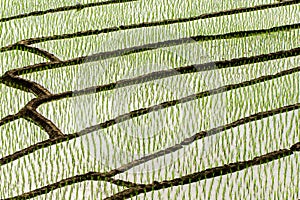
0, 0, 299, 199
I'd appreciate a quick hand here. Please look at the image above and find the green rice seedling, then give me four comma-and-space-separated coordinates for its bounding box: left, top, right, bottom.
1, 0, 299, 199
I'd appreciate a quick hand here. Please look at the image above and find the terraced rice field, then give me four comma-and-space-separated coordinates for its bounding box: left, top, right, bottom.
0, 0, 299, 199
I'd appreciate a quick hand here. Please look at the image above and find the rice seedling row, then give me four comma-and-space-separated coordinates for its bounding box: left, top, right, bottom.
0, 0, 297, 49
3, 104, 300, 199
0, 0, 138, 23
